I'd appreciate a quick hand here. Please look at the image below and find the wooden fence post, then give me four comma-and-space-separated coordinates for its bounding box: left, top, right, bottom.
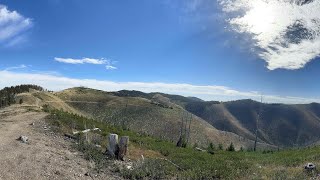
108, 134, 119, 157
118, 136, 129, 161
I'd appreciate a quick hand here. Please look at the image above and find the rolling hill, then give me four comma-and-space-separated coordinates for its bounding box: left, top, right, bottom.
5, 85, 320, 179
184, 100, 320, 147
15, 87, 273, 150
101, 89, 320, 148
15, 86, 320, 149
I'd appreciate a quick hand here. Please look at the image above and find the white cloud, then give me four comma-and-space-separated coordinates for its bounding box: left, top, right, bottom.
219, 0, 320, 70
55, 57, 118, 70
0, 70, 319, 104
4, 64, 28, 71
106, 65, 117, 70
0, 5, 32, 45
54, 57, 107, 65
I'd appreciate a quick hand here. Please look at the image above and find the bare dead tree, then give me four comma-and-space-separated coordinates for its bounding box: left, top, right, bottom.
184, 112, 188, 139
177, 111, 185, 147
177, 111, 192, 148
186, 113, 192, 145
121, 100, 129, 130
254, 95, 263, 151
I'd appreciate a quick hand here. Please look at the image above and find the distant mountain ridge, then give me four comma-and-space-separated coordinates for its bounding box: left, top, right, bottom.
12, 87, 272, 150
109, 90, 320, 147
12, 86, 320, 148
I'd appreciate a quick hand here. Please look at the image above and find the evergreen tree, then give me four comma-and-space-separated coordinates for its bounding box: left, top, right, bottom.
0, 84, 44, 109
207, 142, 215, 155
227, 142, 235, 152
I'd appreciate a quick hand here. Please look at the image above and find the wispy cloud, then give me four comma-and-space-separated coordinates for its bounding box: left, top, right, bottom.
0, 5, 32, 46
54, 57, 107, 64
106, 65, 117, 70
0, 70, 318, 104
54, 57, 118, 70
4, 64, 28, 71
219, 0, 320, 70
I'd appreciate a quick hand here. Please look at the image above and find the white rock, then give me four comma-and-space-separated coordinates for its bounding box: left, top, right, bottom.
19, 136, 28, 143
305, 163, 316, 170
95, 144, 101, 148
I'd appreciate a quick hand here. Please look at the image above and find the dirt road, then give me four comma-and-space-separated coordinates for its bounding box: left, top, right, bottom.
0, 105, 121, 180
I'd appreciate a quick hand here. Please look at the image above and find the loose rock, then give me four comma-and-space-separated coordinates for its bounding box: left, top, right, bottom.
305, 163, 316, 171
18, 135, 29, 143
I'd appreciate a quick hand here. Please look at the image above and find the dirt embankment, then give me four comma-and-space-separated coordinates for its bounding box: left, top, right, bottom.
0, 105, 121, 180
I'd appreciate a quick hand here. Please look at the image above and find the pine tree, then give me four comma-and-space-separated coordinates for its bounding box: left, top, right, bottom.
227, 142, 235, 152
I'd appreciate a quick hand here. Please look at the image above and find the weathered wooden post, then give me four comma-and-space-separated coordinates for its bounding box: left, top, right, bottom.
118, 136, 129, 161
107, 134, 119, 157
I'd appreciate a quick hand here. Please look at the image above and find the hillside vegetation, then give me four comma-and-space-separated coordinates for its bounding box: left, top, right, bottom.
106, 90, 320, 148
53, 87, 271, 149
185, 99, 320, 147
10, 86, 272, 150
0, 84, 43, 108
3, 85, 320, 179
14, 86, 320, 149
46, 106, 320, 180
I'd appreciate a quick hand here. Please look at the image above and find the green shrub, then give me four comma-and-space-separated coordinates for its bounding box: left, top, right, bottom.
160, 149, 170, 157
240, 146, 244, 152
46, 108, 320, 179
120, 159, 176, 180
227, 142, 235, 152
42, 104, 50, 112
75, 141, 108, 172
262, 149, 274, 154
193, 143, 198, 149
207, 142, 215, 155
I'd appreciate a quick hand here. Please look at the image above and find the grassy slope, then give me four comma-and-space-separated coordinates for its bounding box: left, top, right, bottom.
15, 87, 274, 149
107, 90, 320, 147
47, 108, 320, 180
223, 100, 320, 147
179, 98, 320, 147
52, 87, 274, 149
16, 91, 83, 115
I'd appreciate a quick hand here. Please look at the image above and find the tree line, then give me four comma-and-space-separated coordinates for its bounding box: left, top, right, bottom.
0, 84, 44, 108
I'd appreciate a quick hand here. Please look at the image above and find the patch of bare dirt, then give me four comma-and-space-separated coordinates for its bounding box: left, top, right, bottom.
0, 105, 122, 180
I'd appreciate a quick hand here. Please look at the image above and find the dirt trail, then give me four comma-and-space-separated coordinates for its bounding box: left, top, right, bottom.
0, 105, 121, 180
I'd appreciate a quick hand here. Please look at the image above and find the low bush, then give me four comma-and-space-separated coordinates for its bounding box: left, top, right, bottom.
227, 142, 235, 152
46, 108, 320, 179
120, 159, 176, 180
207, 142, 215, 155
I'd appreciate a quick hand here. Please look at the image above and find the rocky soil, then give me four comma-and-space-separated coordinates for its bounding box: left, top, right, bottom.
0, 105, 122, 180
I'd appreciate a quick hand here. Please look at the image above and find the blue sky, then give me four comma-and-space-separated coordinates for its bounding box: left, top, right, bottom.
1, 0, 320, 103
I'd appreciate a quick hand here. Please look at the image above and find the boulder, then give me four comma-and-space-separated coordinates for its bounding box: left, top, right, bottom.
305, 163, 316, 171
19, 136, 29, 143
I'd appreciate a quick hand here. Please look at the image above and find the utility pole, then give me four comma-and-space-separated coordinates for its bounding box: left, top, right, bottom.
254, 95, 263, 151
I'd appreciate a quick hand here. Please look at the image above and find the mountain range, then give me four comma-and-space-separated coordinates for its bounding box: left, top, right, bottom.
14, 86, 320, 149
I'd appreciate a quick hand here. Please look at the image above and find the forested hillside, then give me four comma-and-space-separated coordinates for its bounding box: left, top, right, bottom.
0, 85, 43, 108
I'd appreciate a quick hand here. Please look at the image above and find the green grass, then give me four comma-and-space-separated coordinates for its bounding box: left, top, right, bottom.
46, 108, 320, 179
